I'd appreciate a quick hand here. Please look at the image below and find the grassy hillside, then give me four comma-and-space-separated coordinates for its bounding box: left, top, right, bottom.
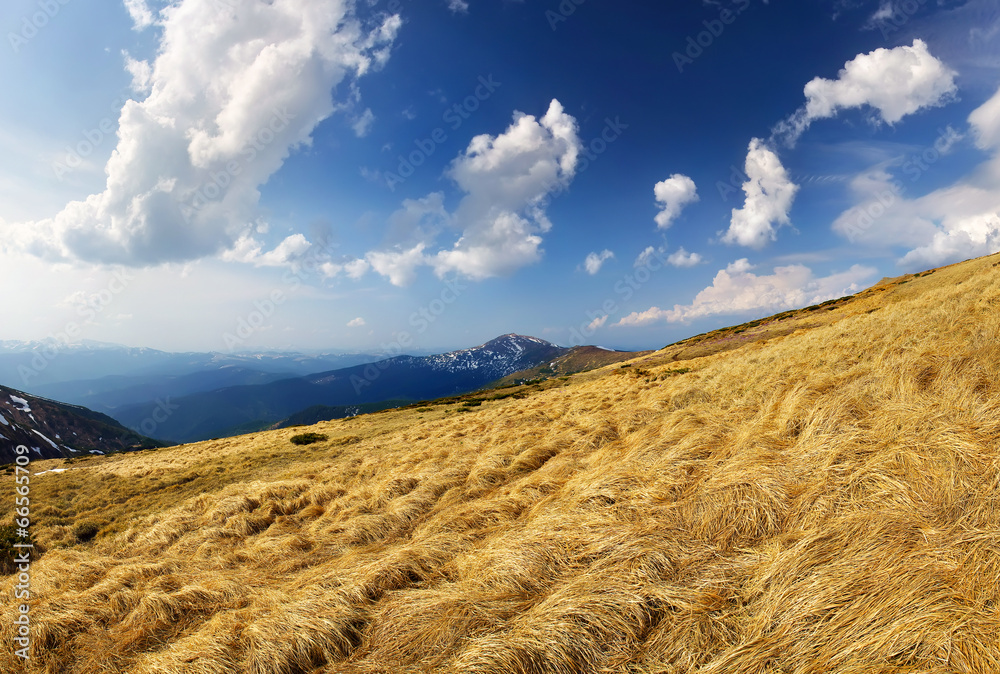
489, 345, 653, 388
2, 253, 999, 672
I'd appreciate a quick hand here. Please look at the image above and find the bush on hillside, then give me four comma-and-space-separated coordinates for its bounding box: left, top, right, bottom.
72, 520, 101, 543
290, 432, 328, 446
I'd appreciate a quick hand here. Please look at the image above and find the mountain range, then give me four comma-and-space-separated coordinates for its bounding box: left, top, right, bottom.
112, 334, 573, 443
0, 339, 383, 392
0, 334, 641, 451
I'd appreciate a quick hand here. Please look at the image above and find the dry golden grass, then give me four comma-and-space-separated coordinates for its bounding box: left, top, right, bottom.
2, 253, 1000, 673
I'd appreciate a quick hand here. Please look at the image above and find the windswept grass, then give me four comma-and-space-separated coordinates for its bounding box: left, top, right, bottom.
2, 253, 999, 672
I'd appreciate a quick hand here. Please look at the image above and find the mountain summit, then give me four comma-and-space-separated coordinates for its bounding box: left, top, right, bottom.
369, 334, 561, 379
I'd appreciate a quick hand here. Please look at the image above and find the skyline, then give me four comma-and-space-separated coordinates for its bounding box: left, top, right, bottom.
1, 0, 999, 354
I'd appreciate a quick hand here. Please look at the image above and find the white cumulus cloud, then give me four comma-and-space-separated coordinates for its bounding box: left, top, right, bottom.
774, 39, 957, 146
667, 247, 702, 267
722, 139, 799, 249
617, 259, 876, 326
899, 212, 1000, 269
583, 249, 614, 275
969, 85, 1000, 150
434, 99, 580, 280
367, 99, 581, 286
347, 317, 366, 327
831, 84, 1000, 268
367, 244, 429, 287
653, 174, 698, 229
2, 0, 400, 267
123, 0, 156, 30
447, 0, 469, 12
122, 52, 152, 94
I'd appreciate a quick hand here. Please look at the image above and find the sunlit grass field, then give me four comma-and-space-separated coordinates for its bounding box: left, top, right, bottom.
2, 253, 999, 673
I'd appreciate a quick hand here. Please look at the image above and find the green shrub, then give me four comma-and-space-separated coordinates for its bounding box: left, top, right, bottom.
290, 432, 328, 446
0, 524, 33, 574
72, 520, 101, 543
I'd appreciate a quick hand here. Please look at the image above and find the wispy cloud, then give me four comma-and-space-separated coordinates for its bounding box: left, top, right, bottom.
772, 39, 958, 147
831, 85, 1000, 268
583, 249, 614, 275
617, 259, 875, 326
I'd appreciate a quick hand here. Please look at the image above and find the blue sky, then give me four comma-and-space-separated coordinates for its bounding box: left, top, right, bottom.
0, 0, 998, 355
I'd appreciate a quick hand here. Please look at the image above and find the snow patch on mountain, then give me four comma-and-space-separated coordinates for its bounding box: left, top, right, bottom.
422, 335, 560, 379
31, 429, 59, 449
9, 395, 31, 413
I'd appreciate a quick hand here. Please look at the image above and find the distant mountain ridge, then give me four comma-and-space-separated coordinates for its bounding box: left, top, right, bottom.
0, 384, 161, 464
0, 340, 383, 390
30, 368, 305, 414
113, 335, 571, 443
273, 343, 647, 430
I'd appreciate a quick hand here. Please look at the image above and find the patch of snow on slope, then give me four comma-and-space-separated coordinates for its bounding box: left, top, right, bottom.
9, 395, 31, 413
31, 429, 59, 449
0, 412, 8, 426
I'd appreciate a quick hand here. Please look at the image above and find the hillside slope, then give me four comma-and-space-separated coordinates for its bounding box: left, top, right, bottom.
489, 345, 653, 387
2, 253, 999, 673
0, 385, 162, 463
